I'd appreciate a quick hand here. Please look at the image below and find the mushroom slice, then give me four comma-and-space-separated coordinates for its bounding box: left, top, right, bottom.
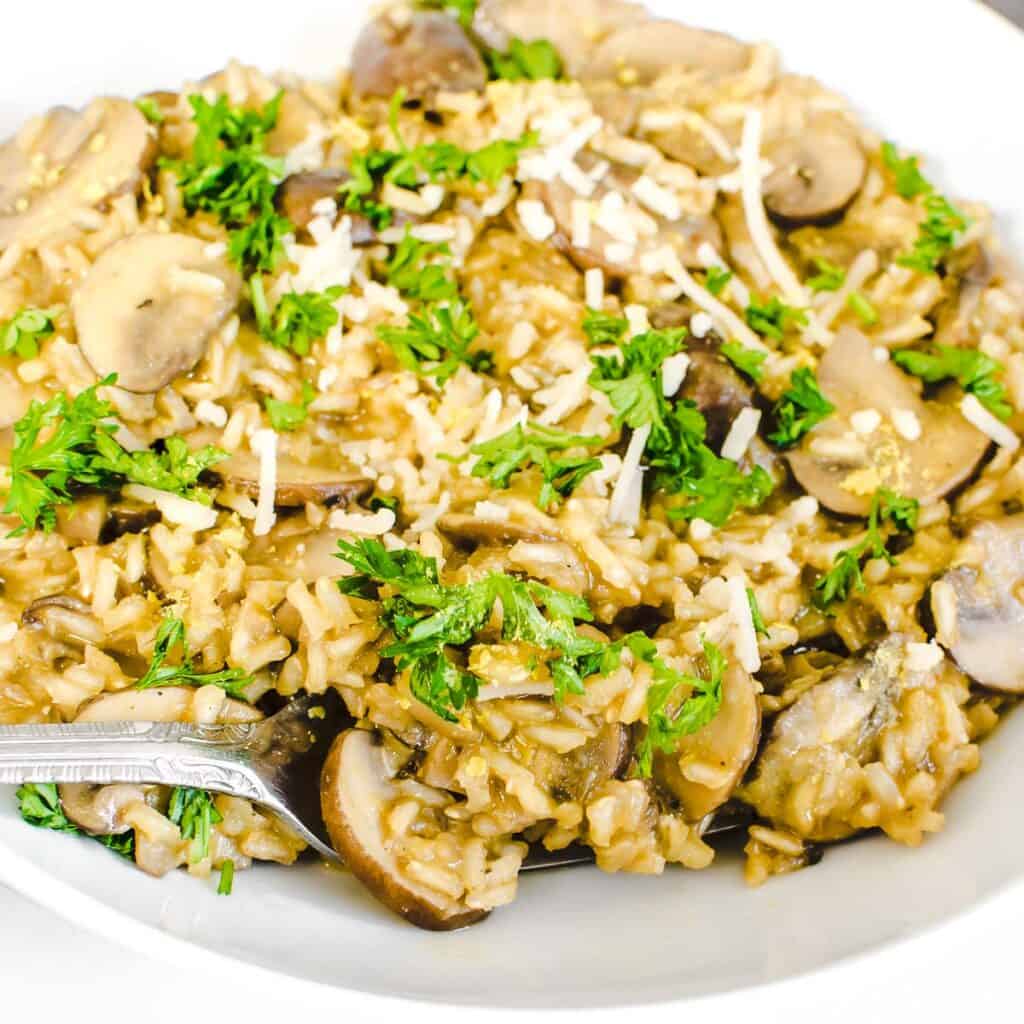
350, 13, 486, 101
0, 98, 155, 251
212, 452, 372, 508
60, 783, 151, 836
72, 232, 241, 393
439, 512, 561, 546
321, 728, 488, 931
786, 328, 990, 516
21, 595, 104, 647
75, 686, 261, 725
763, 120, 867, 227
654, 663, 760, 821
473, 0, 648, 77
582, 20, 750, 85
932, 515, 1024, 692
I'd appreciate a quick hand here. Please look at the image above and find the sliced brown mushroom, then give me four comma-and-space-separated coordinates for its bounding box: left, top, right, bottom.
763, 119, 867, 228
519, 163, 722, 280
251, 526, 350, 581
212, 452, 372, 508
582, 20, 750, 86
75, 686, 261, 725
547, 722, 631, 801
72, 232, 241, 393
786, 328, 990, 516
654, 663, 760, 822
99, 504, 162, 544
21, 595, 104, 647
275, 170, 412, 244
60, 783, 151, 836
350, 13, 486, 101
321, 728, 488, 930
265, 91, 326, 158
931, 515, 1024, 692
439, 512, 561, 546
934, 243, 995, 348
0, 98, 155, 251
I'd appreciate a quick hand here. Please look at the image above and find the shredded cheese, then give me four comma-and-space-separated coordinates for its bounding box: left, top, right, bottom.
608, 424, 650, 527
584, 267, 604, 309
960, 395, 1020, 450
516, 199, 556, 241
662, 352, 690, 397
327, 507, 396, 535
727, 575, 762, 673
249, 428, 278, 537
721, 408, 762, 462
122, 484, 218, 532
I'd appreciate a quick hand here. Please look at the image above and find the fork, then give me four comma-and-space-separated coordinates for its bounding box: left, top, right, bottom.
0, 692, 743, 870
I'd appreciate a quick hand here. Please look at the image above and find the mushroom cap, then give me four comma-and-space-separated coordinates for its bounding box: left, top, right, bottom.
320, 728, 488, 931
71, 232, 241, 393
0, 98, 155, 251
582, 19, 750, 86
439, 511, 561, 546
75, 686, 260, 724
786, 328, 990, 516
211, 451, 373, 509
350, 12, 486, 101
763, 120, 867, 228
932, 515, 1024, 692
654, 663, 761, 821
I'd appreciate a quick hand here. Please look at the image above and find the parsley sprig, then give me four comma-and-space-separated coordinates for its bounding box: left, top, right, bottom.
812, 488, 919, 613
164, 93, 292, 273
467, 422, 603, 510
582, 308, 629, 347
386, 231, 458, 301
265, 381, 315, 431
766, 368, 835, 449
486, 38, 563, 81
4, 378, 226, 535
168, 787, 222, 864
745, 296, 808, 341
806, 257, 846, 294
249, 275, 343, 356
721, 341, 766, 383
136, 616, 252, 699
893, 344, 1010, 420
17, 783, 135, 859
1, 306, 61, 359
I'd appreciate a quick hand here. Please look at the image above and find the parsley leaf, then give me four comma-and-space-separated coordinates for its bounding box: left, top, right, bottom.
468, 422, 603, 510
164, 93, 291, 273
218, 859, 235, 895
746, 587, 769, 637
135, 96, 165, 124
136, 616, 252, 699
168, 787, 222, 864
487, 38, 563, 81
415, 0, 477, 28
846, 291, 879, 326
377, 299, 491, 385
704, 266, 733, 296
582, 308, 628, 347
633, 636, 726, 777
250, 275, 343, 356
893, 344, 1010, 420
721, 341, 766, 383
17, 783, 135, 859
386, 231, 458, 300
812, 488, 919, 613
3, 379, 226, 535
881, 141, 931, 200
898, 194, 969, 275
745, 296, 808, 341
806, 257, 846, 293
1, 306, 60, 359
265, 381, 315, 431
766, 367, 835, 449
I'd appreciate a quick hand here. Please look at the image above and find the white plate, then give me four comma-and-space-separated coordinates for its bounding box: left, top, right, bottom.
2, 0, 1022, 1013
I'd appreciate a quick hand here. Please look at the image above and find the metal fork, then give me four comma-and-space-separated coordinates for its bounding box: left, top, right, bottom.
0, 692, 744, 870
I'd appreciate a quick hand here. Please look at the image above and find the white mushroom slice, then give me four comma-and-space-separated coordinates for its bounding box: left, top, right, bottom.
0, 98, 155, 251
582, 19, 751, 85
351, 13, 486, 100
531, 722, 632, 800
473, 0, 648, 77
654, 663, 760, 821
211, 451, 373, 508
787, 328, 990, 516
932, 515, 1024, 692
60, 783, 152, 836
439, 512, 561, 546
763, 120, 867, 227
71, 232, 241, 393
321, 728, 488, 931
75, 686, 260, 725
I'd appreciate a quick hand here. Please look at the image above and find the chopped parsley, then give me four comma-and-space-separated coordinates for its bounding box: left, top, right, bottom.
265, 381, 315, 432
721, 341, 766, 383
217, 859, 235, 895
588, 325, 773, 525
806, 257, 846, 293
386, 232, 458, 301
4, 378, 226, 535
704, 266, 734, 297
135, 96, 165, 124
377, 299, 492, 385
881, 143, 970, 274
467, 422, 603, 510
846, 291, 879, 326
163, 93, 291, 273
17, 783, 135, 860
249, 276, 343, 356
812, 488, 919, 613
415, 0, 477, 28
744, 296, 808, 341
893, 344, 1011, 420
766, 367, 835, 449
136, 616, 252, 699
168, 787, 222, 864
487, 38, 563, 81
582, 307, 628, 347
747, 587, 769, 637
335, 538, 725, 768
1, 306, 60, 359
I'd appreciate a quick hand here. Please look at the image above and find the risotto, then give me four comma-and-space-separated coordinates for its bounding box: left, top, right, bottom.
1, 0, 1021, 929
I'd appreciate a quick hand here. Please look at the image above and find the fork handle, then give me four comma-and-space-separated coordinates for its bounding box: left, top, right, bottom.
0, 721, 268, 802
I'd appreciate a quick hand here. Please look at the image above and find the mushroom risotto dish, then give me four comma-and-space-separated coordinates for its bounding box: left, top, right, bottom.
2, 0, 1023, 930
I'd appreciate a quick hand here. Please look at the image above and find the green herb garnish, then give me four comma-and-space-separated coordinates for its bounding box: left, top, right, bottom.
746, 587, 769, 637
217, 859, 235, 895
766, 368, 835, 449
881, 141, 931, 200
135, 96, 165, 124
265, 381, 316, 432
846, 291, 879, 326
16, 783, 135, 860
704, 266, 734, 297
745, 296, 808, 341
386, 232, 458, 301
1, 306, 61, 359
487, 38, 563, 81
721, 341, 766, 383
415, 0, 477, 28
806, 257, 846, 293
893, 344, 1011, 420
168, 787, 222, 864
250, 276, 343, 356
136, 616, 252, 699
582, 308, 628, 347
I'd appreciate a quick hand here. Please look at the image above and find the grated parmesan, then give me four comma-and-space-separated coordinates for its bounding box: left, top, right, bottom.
516, 199, 556, 241
721, 408, 762, 462
328, 507, 396, 535
662, 352, 690, 397
624, 303, 648, 337
890, 407, 922, 442
727, 575, 762, 673
122, 484, 217, 532
608, 424, 651, 527
584, 267, 604, 309
249, 428, 278, 537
